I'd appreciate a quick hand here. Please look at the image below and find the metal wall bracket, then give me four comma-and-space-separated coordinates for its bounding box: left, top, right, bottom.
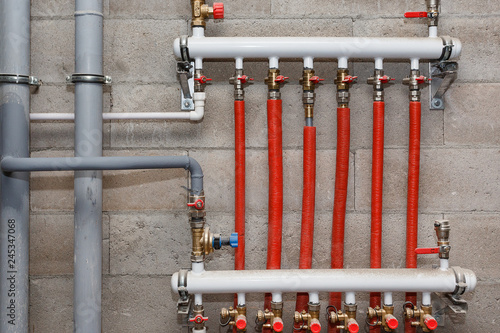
66, 74, 112, 84
429, 61, 458, 110
0, 74, 41, 86
177, 61, 195, 111
432, 292, 468, 327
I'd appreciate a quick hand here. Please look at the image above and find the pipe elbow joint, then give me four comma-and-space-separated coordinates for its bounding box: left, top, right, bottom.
191, 92, 206, 121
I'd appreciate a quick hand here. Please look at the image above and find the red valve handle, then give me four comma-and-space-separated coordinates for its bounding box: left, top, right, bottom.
342, 75, 358, 83
424, 315, 438, 330
309, 76, 325, 84
404, 11, 428, 18
235, 315, 247, 330
309, 319, 321, 333
272, 317, 284, 332
238, 75, 254, 84
189, 314, 209, 324
212, 3, 224, 19
385, 314, 399, 330
415, 75, 431, 84
415, 247, 440, 254
187, 199, 205, 210
274, 75, 289, 83
379, 75, 395, 84
195, 76, 212, 84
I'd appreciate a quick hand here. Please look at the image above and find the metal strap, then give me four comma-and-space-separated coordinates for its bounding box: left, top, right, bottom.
66, 74, 112, 84
180, 35, 190, 62
0, 74, 41, 86
178, 269, 189, 300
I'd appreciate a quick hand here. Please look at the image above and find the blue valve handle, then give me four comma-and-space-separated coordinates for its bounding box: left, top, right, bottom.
212, 232, 239, 249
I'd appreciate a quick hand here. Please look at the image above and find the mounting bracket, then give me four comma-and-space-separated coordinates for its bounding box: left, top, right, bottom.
177, 61, 195, 111
429, 61, 458, 110
432, 292, 468, 327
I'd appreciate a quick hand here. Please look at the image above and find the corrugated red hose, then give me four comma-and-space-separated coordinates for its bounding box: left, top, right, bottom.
264, 99, 283, 325
295, 126, 317, 316
234, 100, 246, 319
329, 107, 350, 333
405, 101, 421, 333
370, 101, 385, 323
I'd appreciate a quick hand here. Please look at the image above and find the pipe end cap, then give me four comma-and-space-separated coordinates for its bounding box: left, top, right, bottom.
236, 315, 247, 330
272, 318, 284, 332
425, 316, 438, 330
230, 233, 239, 248
386, 315, 399, 330
213, 3, 224, 19
310, 320, 321, 333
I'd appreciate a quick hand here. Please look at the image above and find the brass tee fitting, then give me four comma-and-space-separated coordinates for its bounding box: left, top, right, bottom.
329, 304, 360, 333
367, 305, 399, 332
256, 302, 284, 332
191, 0, 224, 28
220, 306, 247, 331
405, 304, 439, 332
294, 303, 321, 332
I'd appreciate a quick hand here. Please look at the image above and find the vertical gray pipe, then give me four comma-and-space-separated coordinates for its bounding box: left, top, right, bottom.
73, 1, 104, 332
0, 1, 31, 332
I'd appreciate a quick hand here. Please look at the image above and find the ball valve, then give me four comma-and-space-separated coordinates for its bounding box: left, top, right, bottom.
328, 305, 360, 333
200, 226, 238, 255
294, 310, 322, 332
404, 303, 439, 332
256, 303, 284, 333
366, 305, 399, 332
220, 306, 247, 332
191, 1, 224, 27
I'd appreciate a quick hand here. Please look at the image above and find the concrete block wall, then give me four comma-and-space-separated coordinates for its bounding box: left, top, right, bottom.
28, 0, 499, 332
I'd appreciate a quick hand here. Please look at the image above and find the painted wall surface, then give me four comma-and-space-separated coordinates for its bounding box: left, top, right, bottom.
28, 1, 499, 332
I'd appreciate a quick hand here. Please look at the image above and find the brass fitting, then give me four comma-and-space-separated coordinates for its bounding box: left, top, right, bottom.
221, 306, 247, 331
434, 220, 451, 259
294, 303, 321, 332
405, 304, 438, 332
191, 226, 205, 262
300, 69, 323, 119
334, 69, 357, 108
189, 192, 206, 262
256, 302, 284, 332
426, 0, 439, 27
191, 0, 224, 28
265, 69, 288, 99
229, 69, 253, 101
366, 70, 395, 102
189, 304, 208, 330
329, 304, 360, 333
367, 305, 399, 332
402, 70, 430, 102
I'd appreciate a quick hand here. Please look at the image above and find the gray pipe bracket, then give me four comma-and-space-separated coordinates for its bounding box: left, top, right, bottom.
66, 73, 112, 84
429, 61, 458, 110
0, 74, 42, 86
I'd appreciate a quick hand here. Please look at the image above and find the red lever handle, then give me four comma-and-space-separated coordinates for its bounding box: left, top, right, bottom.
238, 75, 254, 84
274, 75, 289, 83
379, 75, 395, 84
309, 76, 325, 84
189, 314, 209, 323
415, 247, 440, 254
187, 199, 205, 210
404, 11, 428, 18
195, 76, 212, 84
342, 75, 358, 84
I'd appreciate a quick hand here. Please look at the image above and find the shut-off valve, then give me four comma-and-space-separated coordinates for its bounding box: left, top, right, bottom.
191, 0, 224, 28
294, 303, 322, 333
366, 305, 399, 332
405, 0, 440, 27
256, 302, 284, 332
328, 305, 360, 333
220, 306, 247, 332
404, 303, 439, 332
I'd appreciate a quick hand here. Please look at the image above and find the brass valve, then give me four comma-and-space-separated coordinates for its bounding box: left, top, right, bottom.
366, 305, 399, 332
404, 304, 439, 332
220, 306, 247, 331
229, 70, 254, 101
367, 70, 395, 102
256, 302, 284, 332
265, 69, 288, 99
294, 306, 321, 332
404, 0, 439, 27
189, 304, 208, 331
403, 70, 431, 102
334, 69, 357, 108
435, 219, 451, 259
299, 69, 323, 119
191, 0, 224, 28
328, 304, 360, 333
199, 226, 238, 256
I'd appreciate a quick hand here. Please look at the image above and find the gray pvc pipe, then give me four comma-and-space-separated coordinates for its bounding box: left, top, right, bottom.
74, 1, 104, 332
1, 156, 204, 195
0, 1, 31, 332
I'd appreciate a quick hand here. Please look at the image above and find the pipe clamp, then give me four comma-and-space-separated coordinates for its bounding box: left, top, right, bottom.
66, 74, 112, 84
0, 74, 41, 86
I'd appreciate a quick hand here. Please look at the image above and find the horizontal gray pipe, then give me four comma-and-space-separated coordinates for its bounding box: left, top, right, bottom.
1, 155, 203, 194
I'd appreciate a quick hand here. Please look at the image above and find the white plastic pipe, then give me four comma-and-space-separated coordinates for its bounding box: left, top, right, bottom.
440, 259, 449, 271
345, 292, 356, 305
272, 293, 282, 303
174, 37, 462, 60
29, 92, 207, 122
171, 268, 476, 294
422, 292, 432, 306
384, 292, 393, 306
308, 292, 319, 304
237, 293, 246, 306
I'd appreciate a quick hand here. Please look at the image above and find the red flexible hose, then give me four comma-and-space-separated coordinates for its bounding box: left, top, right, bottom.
329, 107, 350, 333
233, 101, 246, 320
264, 99, 283, 325
405, 101, 421, 333
370, 101, 384, 324
295, 126, 317, 317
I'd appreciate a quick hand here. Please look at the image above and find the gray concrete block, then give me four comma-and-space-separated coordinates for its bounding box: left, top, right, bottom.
31, 0, 74, 17
443, 213, 500, 282
103, 19, 188, 83
30, 277, 73, 332
103, 276, 177, 332
440, 17, 500, 82
444, 83, 500, 146
272, 0, 426, 18
355, 148, 500, 212
30, 214, 111, 276
109, 0, 190, 19
441, 1, 500, 15
31, 20, 74, 84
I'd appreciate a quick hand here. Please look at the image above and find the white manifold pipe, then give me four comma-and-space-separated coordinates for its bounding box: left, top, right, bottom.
172, 268, 476, 295
174, 37, 462, 60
